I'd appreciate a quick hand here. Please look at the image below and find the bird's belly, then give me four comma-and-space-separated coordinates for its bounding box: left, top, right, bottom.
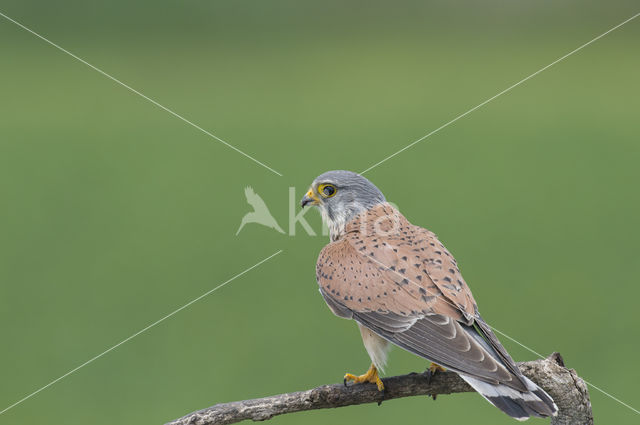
358, 323, 391, 373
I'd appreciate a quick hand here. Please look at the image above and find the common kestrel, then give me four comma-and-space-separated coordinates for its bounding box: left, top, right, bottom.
301, 170, 557, 421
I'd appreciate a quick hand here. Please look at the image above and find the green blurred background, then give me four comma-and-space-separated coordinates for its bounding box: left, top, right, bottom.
1, 1, 639, 424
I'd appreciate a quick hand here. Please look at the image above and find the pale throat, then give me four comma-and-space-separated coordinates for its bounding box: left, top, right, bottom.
321, 202, 368, 241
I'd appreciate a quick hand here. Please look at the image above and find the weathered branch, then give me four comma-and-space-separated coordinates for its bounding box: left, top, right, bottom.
166, 353, 592, 425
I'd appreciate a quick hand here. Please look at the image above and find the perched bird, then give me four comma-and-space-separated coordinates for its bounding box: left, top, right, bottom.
236, 186, 285, 235
301, 170, 557, 421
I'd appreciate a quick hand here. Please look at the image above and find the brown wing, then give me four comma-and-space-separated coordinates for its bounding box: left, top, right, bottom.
316, 203, 527, 390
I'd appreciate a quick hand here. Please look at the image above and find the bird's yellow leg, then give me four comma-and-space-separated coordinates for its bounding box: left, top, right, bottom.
344, 363, 384, 391
425, 363, 446, 400
429, 363, 446, 374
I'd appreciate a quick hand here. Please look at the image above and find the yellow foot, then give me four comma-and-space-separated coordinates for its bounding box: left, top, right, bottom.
426, 363, 446, 400
344, 363, 385, 391
429, 363, 446, 374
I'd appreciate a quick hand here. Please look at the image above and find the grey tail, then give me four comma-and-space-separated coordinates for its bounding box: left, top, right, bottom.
460, 374, 558, 421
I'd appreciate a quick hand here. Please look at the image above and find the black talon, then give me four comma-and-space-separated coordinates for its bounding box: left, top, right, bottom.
343, 378, 347, 387
377, 383, 386, 406
425, 369, 439, 400
425, 369, 433, 384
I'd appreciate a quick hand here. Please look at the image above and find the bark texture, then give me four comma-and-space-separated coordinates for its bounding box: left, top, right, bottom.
166, 353, 592, 425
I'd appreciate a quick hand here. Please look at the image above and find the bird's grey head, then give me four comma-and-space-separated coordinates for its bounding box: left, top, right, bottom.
301, 170, 386, 239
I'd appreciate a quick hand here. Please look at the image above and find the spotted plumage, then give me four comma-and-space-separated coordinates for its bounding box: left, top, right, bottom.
302, 170, 558, 421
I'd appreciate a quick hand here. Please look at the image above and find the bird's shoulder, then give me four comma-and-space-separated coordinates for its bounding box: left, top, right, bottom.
316, 203, 477, 323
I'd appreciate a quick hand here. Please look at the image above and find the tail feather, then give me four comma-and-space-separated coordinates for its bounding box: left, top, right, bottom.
460, 374, 558, 421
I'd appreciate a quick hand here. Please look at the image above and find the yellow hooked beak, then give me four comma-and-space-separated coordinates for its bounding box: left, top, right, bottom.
300, 188, 320, 208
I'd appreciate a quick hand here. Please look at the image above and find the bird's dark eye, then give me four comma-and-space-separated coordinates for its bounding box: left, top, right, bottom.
319, 184, 336, 198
